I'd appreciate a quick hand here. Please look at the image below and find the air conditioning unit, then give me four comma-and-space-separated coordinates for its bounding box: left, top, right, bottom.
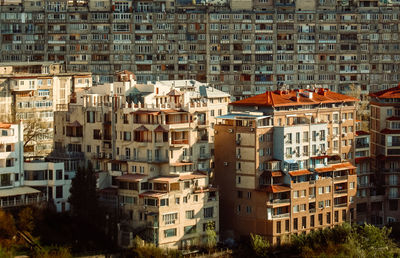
237, 154, 241, 159
224, 162, 228, 166
250, 128, 254, 132
228, 129, 233, 133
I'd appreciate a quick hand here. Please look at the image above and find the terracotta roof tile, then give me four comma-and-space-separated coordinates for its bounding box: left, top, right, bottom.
231, 89, 358, 108
288, 169, 312, 176
315, 166, 334, 173
387, 116, 400, 121
369, 84, 400, 99
266, 185, 291, 193
356, 130, 370, 136
116, 174, 147, 182
332, 162, 357, 171
381, 128, 400, 134
0, 123, 12, 129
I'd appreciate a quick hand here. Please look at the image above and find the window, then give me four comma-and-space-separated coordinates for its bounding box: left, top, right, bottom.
318, 187, 324, 194
184, 225, 196, 235
164, 228, 177, 238
285, 220, 290, 232
318, 201, 324, 208
183, 196, 188, 203
204, 207, 214, 218
325, 186, 331, 193
163, 213, 177, 225
327, 212, 331, 224
186, 210, 194, 219
318, 214, 323, 225
302, 216, 306, 229
56, 169, 63, 180
194, 195, 198, 202
56, 186, 63, 198
325, 200, 331, 207
293, 218, 298, 230
237, 191, 243, 198
175, 197, 180, 204
350, 182, 355, 189
277, 221, 281, 233
160, 198, 169, 206
247, 192, 252, 199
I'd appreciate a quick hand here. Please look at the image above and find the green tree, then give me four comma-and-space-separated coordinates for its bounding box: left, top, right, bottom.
250, 234, 270, 257
68, 162, 98, 224
0, 209, 17, 248
205, 221, 217, 251
18, 207, 35, 233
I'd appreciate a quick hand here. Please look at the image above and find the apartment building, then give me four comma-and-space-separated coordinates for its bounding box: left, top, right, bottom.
354, 127, 376, 224
0, 61, 91, 157
214, 88, 358, 244
51, 73, 229, 248
0, 0, 400, 102
369, 84, 400, 224
0, 122, 70, 212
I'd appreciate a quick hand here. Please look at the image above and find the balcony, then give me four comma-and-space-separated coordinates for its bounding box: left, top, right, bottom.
272, 213, 290, 219
334, 189, 348, 195
334, 203, 348, 208
171, 139, 189, 145
356, 143, 369, 148
333, 175, 348, 181
267, 199, 290, 205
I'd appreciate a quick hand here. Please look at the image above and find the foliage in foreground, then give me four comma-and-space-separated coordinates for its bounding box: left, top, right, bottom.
130, 236, 183, 258
247, 223, 400, 258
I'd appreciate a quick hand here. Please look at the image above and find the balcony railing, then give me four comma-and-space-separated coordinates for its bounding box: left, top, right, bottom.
334, 189, 348, 194
171, 139, 189, 145
272, 213, 290, 219
334, 203, 348, 208
334, 175, 348, 181
268, 199, 290, 204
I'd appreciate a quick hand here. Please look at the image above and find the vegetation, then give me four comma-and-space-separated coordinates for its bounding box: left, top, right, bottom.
68, 162, 99, 224
205, 221, 217, 251
130, 236, 183, 258
246, 223, 400, 258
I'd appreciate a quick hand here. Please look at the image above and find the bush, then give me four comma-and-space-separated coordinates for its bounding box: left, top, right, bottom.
250, 234, 270, 257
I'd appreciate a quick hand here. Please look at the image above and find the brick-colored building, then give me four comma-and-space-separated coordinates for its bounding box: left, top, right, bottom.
369, 84, 400, 224
214, 88, 358, 244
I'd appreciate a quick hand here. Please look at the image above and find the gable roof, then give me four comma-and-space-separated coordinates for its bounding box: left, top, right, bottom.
369, 84, 400, 99
231, 89, 358, 108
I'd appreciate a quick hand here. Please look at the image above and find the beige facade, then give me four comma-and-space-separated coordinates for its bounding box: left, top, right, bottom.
214, 89, 358, 244
52, 72, 229, 248
0, 62, 91, 157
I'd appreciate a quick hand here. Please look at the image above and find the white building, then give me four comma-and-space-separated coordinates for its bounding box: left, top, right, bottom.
0, 122, 71, 211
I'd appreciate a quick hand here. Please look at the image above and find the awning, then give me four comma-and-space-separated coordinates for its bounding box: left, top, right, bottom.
0, 123, 11, 129
310, 155, 329, 159
171, 162, 193, 166
139, 191, 167, 198
315, 167, 334, 173
154, 125, 168, 132
131, 110, 160, 115
332, 162, 357, 171
150, 177, 179, 183
134, 125, 149, 131
116, 174, 147, 182
67, 120, 82, 127
179, 173, 207, 180
265, 185, 291, 193
0, 186, 40, 197
288, 169, 312, 177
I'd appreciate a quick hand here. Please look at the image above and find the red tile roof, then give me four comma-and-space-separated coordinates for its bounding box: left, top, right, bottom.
381, 128, 400, 134
315, 167, 334, 173
116, 174, 147, 182
356, 130, 370, 136
154, 125, 168, 132
288, 169, 312, 176
369, 84, 400, 99
0, 123, 12, 129
387, 117, 400, 121
231, 89, 358, 107
265, 185, 291, 193
332, 162, 357, 171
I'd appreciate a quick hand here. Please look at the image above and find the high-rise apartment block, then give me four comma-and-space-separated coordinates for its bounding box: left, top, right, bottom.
0, 61, 91, 157
214, 88, 358, 244
368, 84, 400, 224
52, 73, 229, 248
0, 0, 399, 100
